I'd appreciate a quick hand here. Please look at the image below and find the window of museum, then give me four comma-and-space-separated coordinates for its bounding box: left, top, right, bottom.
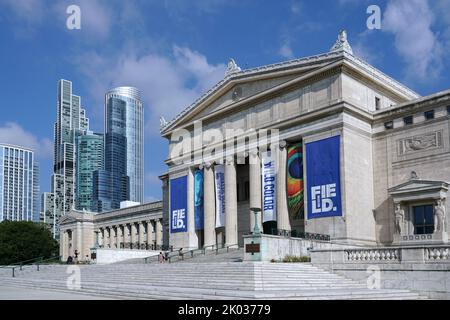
413, 204, 434, 235
447, 106, 450, 115
375, 97, 381, 110
403, 116, 413, 126
424, 110, 435, 120
384, 121, 393, 130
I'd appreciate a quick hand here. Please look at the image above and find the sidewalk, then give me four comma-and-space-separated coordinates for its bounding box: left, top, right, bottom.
0, 285, 115, 300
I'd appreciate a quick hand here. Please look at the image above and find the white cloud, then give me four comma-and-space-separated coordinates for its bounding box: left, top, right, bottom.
352, 30, 381, 64
0, 0, 45, 23
74, 45, 226, 136
279, 43, 295, 59
383, 0, 443, 81
0, 122, 53, 160
290, 1, 302, 14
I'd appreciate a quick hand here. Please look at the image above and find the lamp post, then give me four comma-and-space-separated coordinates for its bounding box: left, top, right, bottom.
250, 207, 262, 235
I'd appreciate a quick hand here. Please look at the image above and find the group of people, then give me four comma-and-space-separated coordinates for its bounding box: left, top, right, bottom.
158, 248, 183, 263
158, 251, 168, 263
66, 250, 92, 265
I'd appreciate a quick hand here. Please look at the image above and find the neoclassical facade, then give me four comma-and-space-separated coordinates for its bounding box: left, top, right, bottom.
59, 201, 164, 261
160, 31, 450, 250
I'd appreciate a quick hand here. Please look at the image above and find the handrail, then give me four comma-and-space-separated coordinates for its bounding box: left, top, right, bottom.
0, 256, 44, 268
1, 255, 61, 278
143, 243, 242, 264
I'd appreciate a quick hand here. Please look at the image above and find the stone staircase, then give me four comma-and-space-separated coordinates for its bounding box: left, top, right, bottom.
0, 262, 426, 300
115, 248, 244, 264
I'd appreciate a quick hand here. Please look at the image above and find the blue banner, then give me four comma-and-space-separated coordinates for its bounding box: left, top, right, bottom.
215, 165, 225, 228
170, 176, 188, 233
261, 151, 277, 222
306, 136, 342, 219
194, 169, 204, 230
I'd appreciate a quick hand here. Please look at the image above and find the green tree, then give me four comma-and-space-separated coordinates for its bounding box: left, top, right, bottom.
0, 221, 59, 265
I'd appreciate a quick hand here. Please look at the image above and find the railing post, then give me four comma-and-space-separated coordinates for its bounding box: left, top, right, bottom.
12, 267, 15, 278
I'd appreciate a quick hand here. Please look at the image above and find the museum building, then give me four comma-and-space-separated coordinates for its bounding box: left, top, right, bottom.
159, 30, 450, 251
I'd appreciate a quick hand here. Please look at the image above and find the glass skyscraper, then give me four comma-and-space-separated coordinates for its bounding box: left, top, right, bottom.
45, 79, 90, 238
75, 132, 104, 211
0, 144, 39, 222
93, 87, 144, 212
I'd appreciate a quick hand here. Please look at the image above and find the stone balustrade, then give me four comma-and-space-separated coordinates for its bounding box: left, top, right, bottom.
311, 244, 450, 265
344, 248, 400, 262
425, 247, 450, 261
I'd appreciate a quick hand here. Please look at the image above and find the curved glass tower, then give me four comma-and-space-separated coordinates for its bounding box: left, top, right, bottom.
96, 87, 144, 210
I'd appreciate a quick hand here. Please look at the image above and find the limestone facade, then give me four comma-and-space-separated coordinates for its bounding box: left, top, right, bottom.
59, 201, 164, 261
160, 31, 450, 249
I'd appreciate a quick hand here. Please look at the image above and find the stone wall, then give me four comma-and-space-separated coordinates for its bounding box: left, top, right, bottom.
310, 245, 450, 299
243, 234, 351, 262
95, 248, 159, 264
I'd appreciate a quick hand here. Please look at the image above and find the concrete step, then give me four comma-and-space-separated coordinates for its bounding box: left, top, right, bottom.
0, 277, 422, 300
0, 262, 426, 300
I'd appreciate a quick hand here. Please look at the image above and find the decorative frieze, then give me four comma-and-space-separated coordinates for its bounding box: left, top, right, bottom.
398, 131, 442, 156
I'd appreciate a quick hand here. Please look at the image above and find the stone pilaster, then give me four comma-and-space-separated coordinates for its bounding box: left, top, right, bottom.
225, 157, 238, 247
249, 150, 263, 232
204, 163, 216, 248
277, 141, 291, 232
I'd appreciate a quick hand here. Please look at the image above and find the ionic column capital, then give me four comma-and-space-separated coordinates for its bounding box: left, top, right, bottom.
225, 156, 234, 165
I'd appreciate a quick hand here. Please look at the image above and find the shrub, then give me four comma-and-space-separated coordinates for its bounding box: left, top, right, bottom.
282, 255, 311, 263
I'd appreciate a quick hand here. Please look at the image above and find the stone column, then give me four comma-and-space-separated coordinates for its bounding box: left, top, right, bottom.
99, 228, 104, 247
156, 219, 163, 248
123, 225, 129, 248
116, 226, 122, 249
249, 150, 263, 232
131, 223, 137, 249
187, 167, 198, 249
225, 157, 238, 247
204, 163, 216, 248
62, 231, 68, 261
138, 222, 145, 249
76, 222, 82, 252
147, 221, 154, 249
110, 226, 117, 248
276, 141, 291, 232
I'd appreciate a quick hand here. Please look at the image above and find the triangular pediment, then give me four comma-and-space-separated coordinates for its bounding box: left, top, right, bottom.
161, 52, 345, 134
389, 179, 449, 195
59, 214, 78, 225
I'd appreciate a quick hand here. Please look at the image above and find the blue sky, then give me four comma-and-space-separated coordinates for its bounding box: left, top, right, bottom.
0, 0, 449, 202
